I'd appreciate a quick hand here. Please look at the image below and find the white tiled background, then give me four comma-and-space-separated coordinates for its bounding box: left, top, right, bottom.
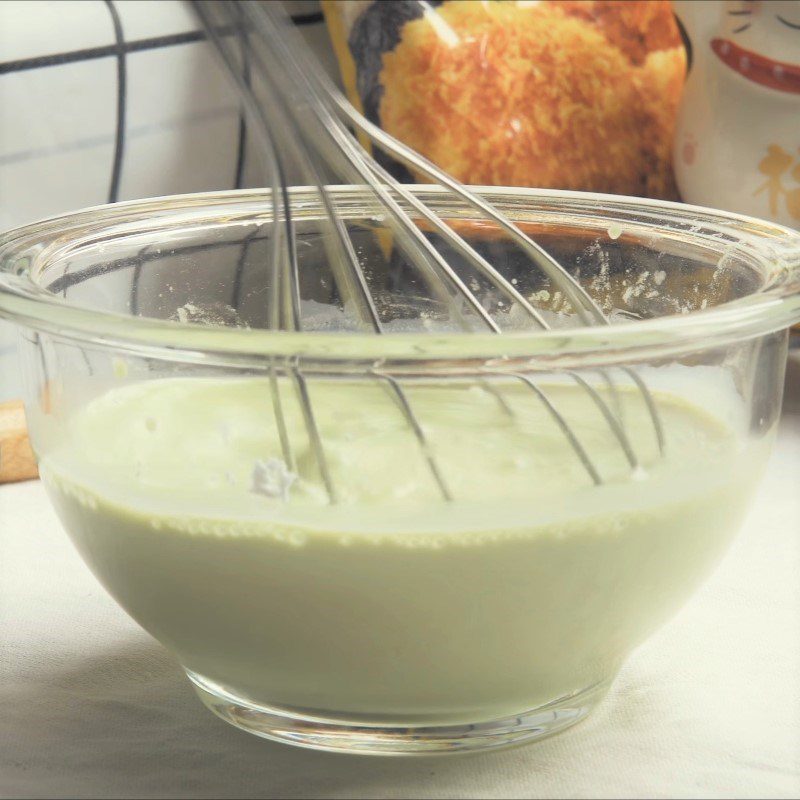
0, 0, 338, 401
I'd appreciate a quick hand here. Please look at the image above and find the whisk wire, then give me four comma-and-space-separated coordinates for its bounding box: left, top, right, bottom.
508, 373, 603, 486
373, 371, 454, 502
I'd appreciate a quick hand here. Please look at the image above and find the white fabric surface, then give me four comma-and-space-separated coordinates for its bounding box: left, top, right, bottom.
1, 355, 799, 799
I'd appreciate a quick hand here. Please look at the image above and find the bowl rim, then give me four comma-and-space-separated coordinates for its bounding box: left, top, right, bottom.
1, 185, 799, 367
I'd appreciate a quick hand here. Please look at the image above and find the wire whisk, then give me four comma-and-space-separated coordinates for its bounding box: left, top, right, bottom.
191, 0, 665, 504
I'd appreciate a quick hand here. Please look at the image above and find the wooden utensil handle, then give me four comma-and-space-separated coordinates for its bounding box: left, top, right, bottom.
0, 399, 38, 483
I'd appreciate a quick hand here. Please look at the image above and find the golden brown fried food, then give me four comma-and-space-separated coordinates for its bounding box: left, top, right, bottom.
379, 0, 685, 199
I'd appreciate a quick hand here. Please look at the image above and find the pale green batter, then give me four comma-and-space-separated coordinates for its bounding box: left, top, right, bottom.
40, 375, 767, 724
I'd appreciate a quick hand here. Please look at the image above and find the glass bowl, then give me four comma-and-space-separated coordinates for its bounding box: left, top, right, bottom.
1, 186, 799, 755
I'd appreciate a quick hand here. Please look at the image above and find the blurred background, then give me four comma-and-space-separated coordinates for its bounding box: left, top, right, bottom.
2, 0, 797, 401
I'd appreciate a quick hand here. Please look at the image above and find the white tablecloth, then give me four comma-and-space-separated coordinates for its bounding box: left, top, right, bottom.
2, 355, 799, 799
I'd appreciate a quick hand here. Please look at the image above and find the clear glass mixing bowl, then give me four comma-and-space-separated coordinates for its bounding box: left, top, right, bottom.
1, 187, 799, 755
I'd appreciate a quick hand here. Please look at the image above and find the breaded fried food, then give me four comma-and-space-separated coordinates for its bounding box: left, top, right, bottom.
379, 0, 685, 199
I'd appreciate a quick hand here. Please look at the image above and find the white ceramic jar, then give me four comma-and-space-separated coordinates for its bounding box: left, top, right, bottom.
674, 0, 800, 229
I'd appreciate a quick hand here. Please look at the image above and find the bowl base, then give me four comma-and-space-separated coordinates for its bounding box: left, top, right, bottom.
187, 670, 610, 755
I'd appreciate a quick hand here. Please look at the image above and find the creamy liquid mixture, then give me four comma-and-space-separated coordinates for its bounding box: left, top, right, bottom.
40, 374, 767, 724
